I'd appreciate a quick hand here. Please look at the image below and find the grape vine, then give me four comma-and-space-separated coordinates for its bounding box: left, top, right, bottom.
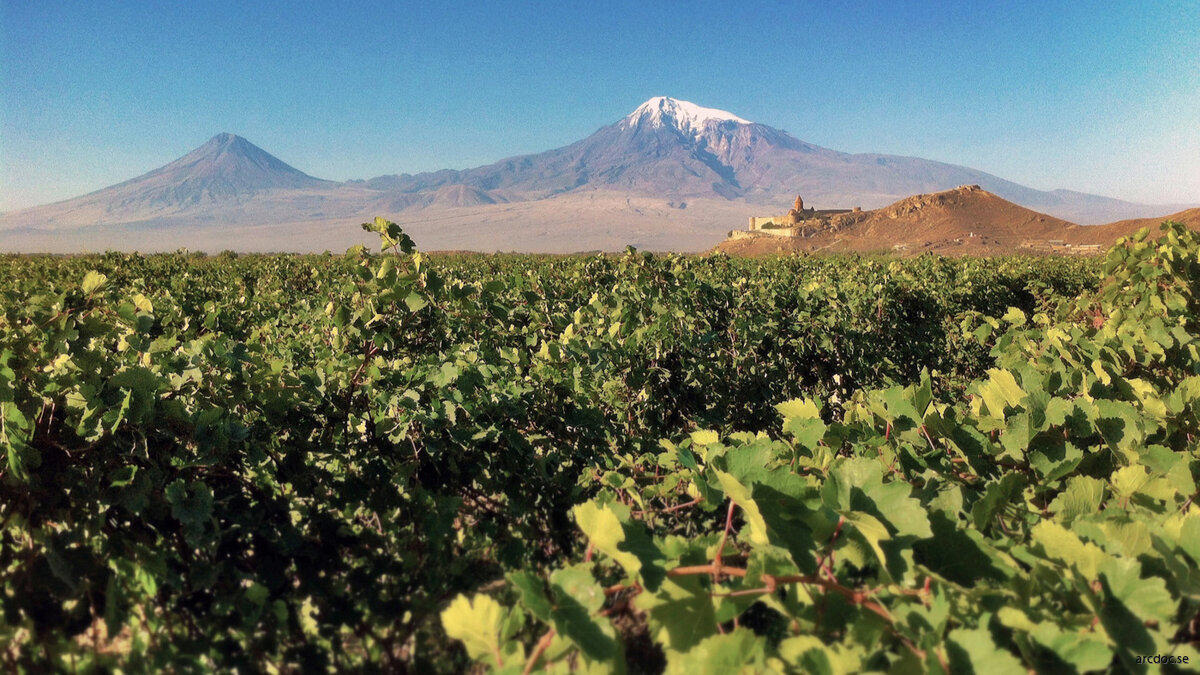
4, 218, 1195, 672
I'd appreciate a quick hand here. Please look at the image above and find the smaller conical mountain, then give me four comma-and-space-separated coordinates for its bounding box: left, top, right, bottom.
2, 134, 331, 230
117, 133, 330, 202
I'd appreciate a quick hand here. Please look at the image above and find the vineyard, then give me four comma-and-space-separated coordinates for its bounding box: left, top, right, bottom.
1, 219, 1198, 672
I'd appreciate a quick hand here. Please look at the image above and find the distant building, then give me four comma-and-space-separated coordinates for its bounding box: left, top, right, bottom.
1019, 240, 1103, 256
746, 195, 859, 237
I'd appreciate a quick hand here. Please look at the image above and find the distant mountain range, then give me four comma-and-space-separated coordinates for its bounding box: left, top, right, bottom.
1, 97, 1194, 252
362, 97, 1171, 224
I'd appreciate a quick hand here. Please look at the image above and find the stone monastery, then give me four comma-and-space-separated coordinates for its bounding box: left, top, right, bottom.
730, 195, 862, 240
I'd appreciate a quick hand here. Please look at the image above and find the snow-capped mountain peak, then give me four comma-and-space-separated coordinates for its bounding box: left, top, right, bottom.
623, 96, 750, 137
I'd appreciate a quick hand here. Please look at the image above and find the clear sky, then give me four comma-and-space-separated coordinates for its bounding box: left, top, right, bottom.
2, 1, 1198, 211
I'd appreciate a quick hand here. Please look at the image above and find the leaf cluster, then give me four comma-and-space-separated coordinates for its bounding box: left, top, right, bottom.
0, 220, 1125, 671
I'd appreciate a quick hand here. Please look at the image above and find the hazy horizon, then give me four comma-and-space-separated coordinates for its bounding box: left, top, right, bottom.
3, 1, 1199, 212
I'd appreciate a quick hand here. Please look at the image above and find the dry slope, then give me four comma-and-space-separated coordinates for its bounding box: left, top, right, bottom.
717, 185, 1086, 256
1059, 207, 1200, 245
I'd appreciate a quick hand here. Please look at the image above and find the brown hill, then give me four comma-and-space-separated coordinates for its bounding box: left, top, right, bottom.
715, 188, 1200, 257
717, 185, 1086, 256
1059, 207, 1200, 245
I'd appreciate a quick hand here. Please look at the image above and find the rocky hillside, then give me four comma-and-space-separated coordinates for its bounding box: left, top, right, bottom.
717, 186, 1106, 256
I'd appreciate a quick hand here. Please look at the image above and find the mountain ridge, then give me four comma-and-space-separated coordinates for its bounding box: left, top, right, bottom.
353, 98, 1185, 223
1, 98, 1195, 251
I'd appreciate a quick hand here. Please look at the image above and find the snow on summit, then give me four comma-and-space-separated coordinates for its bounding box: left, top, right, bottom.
624, 97, 750, 136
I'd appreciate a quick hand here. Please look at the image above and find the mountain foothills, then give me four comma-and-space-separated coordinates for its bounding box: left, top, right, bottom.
718, 184, 1200, 257
1, 97, 1194, 253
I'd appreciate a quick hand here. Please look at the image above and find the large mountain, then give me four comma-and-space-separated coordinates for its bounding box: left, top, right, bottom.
361, 97, 1172, 223
1, 97, 1193, 251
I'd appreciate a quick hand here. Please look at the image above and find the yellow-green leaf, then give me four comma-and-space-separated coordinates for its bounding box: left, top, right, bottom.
712, 471, 769, 546
1031, 521, 1107, 579
573, 502, 642, 579
82, 271, 108, 294
441, 594, 506, 667
978, 369, 1026, 416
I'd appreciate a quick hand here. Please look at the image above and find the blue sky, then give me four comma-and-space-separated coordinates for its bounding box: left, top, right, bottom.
2, 1, 1198, 211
